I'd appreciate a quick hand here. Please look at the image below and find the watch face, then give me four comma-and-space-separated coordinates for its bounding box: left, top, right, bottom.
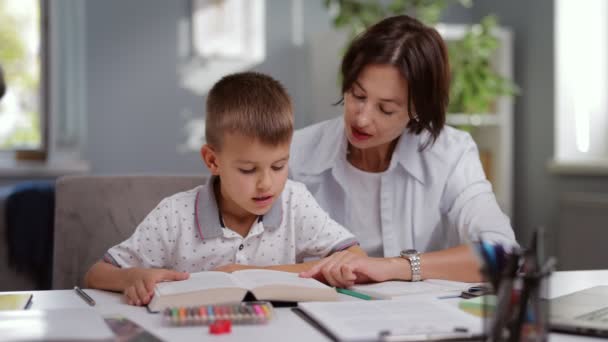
400, 249, 417, 257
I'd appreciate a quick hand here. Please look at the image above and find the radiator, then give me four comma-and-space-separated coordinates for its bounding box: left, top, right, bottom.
557, 192, 608, 270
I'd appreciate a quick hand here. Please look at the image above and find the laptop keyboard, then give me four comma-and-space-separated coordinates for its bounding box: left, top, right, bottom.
576, 307, 608, 322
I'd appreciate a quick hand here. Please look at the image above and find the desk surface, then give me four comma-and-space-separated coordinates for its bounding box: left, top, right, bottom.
7, 270, 608, 341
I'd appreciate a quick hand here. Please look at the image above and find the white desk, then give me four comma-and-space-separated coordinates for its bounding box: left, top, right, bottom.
7, 270, 608, 341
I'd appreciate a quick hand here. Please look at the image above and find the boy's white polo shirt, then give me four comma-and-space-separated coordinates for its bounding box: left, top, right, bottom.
104, 178, 358, 272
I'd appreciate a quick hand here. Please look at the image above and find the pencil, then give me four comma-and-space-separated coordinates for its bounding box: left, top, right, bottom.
73, 286, 96, 306
336, 288, 373, 300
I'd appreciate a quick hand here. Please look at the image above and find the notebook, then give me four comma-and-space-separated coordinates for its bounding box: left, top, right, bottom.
0, 308, 114, 341
0, 293, 33, 310
148, 269, 337, 312
458, 295, 497, 317
550, 285, 608, 337
348, 279, 476, 299
298, 297, 483, 342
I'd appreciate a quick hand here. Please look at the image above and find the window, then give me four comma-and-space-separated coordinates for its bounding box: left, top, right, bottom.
179, 0, 265, 95
554, 0, 608, 169
0, 0, 47, 151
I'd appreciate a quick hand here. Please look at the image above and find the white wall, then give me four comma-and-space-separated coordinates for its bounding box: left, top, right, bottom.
84, 0, 333, 174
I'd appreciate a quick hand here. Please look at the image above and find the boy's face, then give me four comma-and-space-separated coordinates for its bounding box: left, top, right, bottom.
201, 132, 290, 218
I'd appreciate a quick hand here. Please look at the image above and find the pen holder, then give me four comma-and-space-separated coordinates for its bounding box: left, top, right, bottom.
476, 232, 555, 342
485, 268, 550, 342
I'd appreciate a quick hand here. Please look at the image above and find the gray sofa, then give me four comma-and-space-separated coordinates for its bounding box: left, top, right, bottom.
52, 175, 207, 289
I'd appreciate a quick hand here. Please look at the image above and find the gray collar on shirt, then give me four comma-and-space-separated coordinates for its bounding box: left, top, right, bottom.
300, 117, 428, 184
194, 176, 283, 240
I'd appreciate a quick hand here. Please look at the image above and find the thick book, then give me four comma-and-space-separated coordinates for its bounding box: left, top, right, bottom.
147, 269, 337, 312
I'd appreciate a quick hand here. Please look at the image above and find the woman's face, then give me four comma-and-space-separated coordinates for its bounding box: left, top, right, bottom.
343, 64, 411, 151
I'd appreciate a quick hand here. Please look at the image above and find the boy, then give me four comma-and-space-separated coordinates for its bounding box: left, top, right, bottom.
85, 72, 364, 306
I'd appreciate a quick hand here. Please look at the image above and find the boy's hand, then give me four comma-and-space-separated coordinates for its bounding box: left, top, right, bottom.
213, 264, 260, 273
123, 268, 189, 306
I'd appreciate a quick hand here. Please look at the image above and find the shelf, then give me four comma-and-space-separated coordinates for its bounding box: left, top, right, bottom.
446, 113, 501, 127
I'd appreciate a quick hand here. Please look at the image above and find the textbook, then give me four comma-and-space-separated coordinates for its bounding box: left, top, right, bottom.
147, 269, 337, 312
0, 293, 33, 310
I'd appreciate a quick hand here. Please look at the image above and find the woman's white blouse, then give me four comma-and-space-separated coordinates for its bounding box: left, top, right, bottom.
338, 154, 384, 257
289, 117, 517, 257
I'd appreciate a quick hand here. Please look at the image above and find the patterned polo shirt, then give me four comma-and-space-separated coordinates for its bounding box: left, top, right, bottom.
104, 178, 358, 272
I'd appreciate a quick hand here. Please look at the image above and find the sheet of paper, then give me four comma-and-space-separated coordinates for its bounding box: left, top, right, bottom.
0, 308, 114, 341
299, 297, 482, 342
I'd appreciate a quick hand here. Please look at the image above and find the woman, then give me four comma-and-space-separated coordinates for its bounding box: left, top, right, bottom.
290, 15, 516, 287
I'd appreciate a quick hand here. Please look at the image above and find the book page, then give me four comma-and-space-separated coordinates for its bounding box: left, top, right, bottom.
232, 269, 330, 290
299, 298, 482, 342
155, 271, 240, 296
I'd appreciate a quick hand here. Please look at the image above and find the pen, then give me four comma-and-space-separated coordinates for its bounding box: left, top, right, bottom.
336, 288, 373, 300
74, 286, 96, 306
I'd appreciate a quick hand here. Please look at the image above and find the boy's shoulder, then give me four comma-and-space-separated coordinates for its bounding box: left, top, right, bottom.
155, 184, 206, 209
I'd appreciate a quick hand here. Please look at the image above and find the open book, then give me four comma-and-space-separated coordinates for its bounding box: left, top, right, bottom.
148, 269, 337, 312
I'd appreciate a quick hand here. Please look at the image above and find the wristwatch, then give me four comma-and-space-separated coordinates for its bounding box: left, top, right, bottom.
400, 249, 422, 282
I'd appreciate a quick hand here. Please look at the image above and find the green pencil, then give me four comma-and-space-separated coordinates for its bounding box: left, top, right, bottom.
336, 288, 374, 300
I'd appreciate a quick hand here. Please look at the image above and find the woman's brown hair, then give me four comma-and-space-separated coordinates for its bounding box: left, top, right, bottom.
340, 15, 450, 148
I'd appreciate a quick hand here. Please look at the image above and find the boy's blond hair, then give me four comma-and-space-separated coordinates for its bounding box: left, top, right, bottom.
205, 72, 293, 150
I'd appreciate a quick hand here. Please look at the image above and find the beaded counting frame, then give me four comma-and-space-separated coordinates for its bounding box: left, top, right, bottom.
163, 301, 274, 326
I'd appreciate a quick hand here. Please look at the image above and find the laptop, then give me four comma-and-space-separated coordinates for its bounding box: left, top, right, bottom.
550, 286, 608, 337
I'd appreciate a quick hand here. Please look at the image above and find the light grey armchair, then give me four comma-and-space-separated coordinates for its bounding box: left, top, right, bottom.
52, 175, 207, 289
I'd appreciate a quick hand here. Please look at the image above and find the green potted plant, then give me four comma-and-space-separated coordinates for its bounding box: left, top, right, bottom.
446, 15, 518, 114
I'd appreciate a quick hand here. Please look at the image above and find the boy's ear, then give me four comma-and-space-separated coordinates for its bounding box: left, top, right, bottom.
201, 144, 220, 175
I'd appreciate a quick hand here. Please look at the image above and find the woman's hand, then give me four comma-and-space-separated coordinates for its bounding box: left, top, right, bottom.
299, 251, 409, 287
123, 268, 189, 306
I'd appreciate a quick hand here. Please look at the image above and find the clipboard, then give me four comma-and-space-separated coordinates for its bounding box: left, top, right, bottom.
296, 297, 483, 342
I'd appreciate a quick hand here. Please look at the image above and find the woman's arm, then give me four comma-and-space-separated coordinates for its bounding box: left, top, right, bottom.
407, 245, 482, 282
213, 245, 366, 275
300, 244, 482, 287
